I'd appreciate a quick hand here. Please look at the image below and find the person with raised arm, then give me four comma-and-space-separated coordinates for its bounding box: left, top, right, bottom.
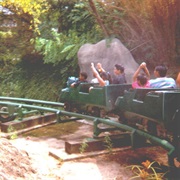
132, 62, 150, 88
90, 63, 110, 86
176, 72, 180, 87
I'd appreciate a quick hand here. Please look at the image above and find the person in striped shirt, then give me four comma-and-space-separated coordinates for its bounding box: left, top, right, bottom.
149, 65, 176, 88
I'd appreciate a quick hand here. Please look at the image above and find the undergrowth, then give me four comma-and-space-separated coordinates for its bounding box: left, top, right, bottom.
0, 60, 77, 101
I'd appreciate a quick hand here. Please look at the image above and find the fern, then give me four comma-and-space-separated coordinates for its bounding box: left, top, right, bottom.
61, 44, 75, 54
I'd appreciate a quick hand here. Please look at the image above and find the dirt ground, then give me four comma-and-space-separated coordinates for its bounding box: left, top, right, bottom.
0, 120, 176, 180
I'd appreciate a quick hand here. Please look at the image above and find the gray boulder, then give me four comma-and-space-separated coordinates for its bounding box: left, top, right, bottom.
77, 38, 139, 83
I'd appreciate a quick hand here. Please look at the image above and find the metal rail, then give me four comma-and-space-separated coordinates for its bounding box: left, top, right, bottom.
0, 96, 64, 107
0, 100, 175, 159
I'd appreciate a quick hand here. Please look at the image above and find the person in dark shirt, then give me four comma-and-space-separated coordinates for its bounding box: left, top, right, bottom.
71, 72, 88, 88
112, 64, 127, 84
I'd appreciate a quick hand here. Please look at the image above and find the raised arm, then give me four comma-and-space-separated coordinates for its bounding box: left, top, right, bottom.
142, 62, 150, 79
176, 72, 180, 87
133, 62, 150, 82
133, 66, 141, 82
97, 63, 105, 73
91, 63, 105, 86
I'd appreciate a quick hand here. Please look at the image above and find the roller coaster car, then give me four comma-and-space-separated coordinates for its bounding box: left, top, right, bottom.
115, 88, 180, 168
115, 88, 180, 129
60, 83, 132, 117
60, 79, 180, 168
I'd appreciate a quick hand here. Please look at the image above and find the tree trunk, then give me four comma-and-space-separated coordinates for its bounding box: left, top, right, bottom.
88, 0, 110, 37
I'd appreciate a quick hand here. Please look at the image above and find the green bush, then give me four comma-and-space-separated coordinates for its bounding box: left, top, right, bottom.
0, 60, 77, 101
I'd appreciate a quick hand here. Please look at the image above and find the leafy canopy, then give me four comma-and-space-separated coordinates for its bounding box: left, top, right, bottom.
0, 0, 49, 33
35, 0, 103, 65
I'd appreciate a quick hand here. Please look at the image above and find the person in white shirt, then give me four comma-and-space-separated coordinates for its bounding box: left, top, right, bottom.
91, 63, 106, 84
90, 63, 111, 86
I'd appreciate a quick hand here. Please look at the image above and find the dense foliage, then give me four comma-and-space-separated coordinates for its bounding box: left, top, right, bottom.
0, 0, 49, 64
0, 60, 63, 101
0, 0, 179, 100
35, 0, 103, 65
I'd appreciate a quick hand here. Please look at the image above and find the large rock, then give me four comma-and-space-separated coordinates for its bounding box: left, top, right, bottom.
77, 38, 139, 83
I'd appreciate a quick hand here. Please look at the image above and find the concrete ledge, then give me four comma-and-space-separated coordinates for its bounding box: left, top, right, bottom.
65, 133, 131, 154
0, 113, 56, 133
49, 146, 132, 162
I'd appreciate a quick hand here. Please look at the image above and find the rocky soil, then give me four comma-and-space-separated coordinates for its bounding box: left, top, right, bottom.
0, 121, 177, 180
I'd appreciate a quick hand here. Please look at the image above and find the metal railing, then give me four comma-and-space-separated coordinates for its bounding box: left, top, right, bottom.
0, 97, 176, 163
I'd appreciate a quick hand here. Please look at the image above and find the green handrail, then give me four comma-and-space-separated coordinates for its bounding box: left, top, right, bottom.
0, 100, 175, 159
0, 96, 64, 107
